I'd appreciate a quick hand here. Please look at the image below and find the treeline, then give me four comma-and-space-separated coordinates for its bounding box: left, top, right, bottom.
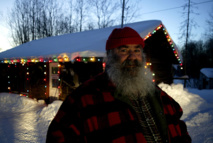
181, 38, 213, 78
8, 0, 139, 46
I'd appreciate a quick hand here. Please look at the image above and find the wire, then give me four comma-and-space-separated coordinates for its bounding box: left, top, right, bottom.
141, 0, 213, 15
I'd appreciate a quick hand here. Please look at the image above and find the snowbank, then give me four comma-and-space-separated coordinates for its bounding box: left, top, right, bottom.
0, 93, 38, 112
39, 100, 62, 124
0, 83, 213, 143
158, 83, 206, 120
159, 83, 213, 143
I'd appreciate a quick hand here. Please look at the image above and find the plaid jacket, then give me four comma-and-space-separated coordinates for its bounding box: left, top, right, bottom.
46, 72, 191, 143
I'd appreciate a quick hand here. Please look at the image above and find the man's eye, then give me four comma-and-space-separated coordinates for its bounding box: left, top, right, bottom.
135, 49, 141, 52
120, 49, 127, 52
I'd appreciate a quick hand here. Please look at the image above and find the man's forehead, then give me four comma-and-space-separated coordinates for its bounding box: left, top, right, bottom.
118, 44, 142, 48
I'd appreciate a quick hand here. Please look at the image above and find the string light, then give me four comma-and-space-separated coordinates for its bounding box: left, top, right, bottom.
43, 62, 48, 98
2, 24, 184, 97
3, 56, 105, 65
144, 24, 183, 68
90, 57, 95, 62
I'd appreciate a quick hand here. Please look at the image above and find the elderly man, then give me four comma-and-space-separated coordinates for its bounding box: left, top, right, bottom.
46, 27, 191, 143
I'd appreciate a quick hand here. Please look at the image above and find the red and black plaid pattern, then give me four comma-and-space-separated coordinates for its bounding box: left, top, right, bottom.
46, 72, 191, 143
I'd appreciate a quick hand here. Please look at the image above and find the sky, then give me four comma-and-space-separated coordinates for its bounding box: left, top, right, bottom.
0, 0, 213, 52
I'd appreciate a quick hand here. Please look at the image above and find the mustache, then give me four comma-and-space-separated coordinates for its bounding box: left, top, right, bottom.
121, 59, 142, 67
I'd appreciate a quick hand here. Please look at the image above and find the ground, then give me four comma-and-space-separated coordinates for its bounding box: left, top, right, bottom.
0, 83, 213, 143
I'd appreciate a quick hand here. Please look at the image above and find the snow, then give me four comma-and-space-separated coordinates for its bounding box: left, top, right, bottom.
201, 68, 213, 78
0, 20, 164, 60
0, 83, 213, 143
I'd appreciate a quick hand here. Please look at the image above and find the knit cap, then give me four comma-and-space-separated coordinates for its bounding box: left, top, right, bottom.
106, 27, 145, 50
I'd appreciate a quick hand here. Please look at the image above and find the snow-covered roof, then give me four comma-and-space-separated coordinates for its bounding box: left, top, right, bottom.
201, 68, 213, 78
0, 20, 179, 62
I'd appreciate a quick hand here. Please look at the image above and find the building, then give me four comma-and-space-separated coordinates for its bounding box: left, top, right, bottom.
199, 68, 213, 89
0, 20, 183, 102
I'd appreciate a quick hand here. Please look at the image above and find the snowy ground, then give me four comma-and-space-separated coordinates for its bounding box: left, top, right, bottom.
0, 83, 213, 143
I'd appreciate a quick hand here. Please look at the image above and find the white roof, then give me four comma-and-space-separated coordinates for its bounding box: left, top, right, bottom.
0, 20, 163, 60
201, 68, 213, 78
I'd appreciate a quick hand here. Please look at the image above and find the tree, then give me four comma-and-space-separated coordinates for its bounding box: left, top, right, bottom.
8, 0, 66, 46
206, 6, 213, 38
87, 0, 119, 29
179, 0, 199, 74
181, 41, 209, 78
8, 0, 30, 46
8, 0, 141, 46
75, 0, 87, 32
204, 38, 213, 67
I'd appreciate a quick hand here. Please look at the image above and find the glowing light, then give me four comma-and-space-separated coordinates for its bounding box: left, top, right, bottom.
90, 57, 95, 62
76, 57, 81, 62
39, 58, 44, 62
64, 57, 69, 62
152, 30, 156, 34
54, 58, 58, 62
58, 58, 63, 62
83, 58, 87, 62
102, 62, 106, 68
146, 62, 152, 66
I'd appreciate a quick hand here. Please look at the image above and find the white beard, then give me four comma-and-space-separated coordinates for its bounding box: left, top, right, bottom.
106, 51, 155, 100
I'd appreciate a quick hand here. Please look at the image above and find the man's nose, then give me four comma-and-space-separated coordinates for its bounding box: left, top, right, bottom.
127, 50, 137, 60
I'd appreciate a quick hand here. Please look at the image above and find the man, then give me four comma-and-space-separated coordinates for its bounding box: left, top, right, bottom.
46, 27, 191, 143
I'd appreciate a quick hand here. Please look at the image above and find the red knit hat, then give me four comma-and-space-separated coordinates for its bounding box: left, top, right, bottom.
106, 27, 145, 50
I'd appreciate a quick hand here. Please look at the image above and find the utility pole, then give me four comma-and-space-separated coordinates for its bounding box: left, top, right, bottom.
185, 0, 190, 75
121, 0, 125, 28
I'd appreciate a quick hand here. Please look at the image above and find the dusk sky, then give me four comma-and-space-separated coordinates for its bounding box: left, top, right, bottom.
0, 0, 212, 52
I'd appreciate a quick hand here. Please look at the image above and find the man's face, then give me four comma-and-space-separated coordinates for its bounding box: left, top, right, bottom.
106, 44, 154, 97
113, 44, 143, 65
112, 44, 143, 75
